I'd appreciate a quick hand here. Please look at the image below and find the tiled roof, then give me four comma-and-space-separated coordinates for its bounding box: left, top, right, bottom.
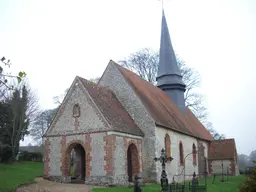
208, 139, 236, 160
114, 62, 213, 141
78, 76, 144, 137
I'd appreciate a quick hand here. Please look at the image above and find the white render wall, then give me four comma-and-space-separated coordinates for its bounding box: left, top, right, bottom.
155, 126, 209, 183
211, 160, 231, 174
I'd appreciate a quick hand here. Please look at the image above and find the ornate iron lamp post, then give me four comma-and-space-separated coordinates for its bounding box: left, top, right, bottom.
154, 148, 173, 191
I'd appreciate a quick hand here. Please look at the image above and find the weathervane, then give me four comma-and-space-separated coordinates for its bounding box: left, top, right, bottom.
159, 0, 170, 9
159, 0, 164, 9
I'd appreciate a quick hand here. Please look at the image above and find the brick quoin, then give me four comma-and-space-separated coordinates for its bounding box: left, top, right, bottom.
74, 117, 79, 131
124, 137, 141, 178
104, 135, 116, 176
208, 160, 213, 175
43, 138, 51, 177
84, 133, 92, 177
137, 140, 143, 171
60, 136, 67, 176
230, 160, 235, 175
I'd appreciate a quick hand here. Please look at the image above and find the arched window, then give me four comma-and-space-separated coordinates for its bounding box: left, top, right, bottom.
192, 143, 197, 165
73, 103, 80, 117
179, 142, 184, 165
165, 134, 171, 158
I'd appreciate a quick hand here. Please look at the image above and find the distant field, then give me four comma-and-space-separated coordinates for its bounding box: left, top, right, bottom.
0, 161, 43, 192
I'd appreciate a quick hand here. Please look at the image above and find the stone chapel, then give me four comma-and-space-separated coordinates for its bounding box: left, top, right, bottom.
43, 10, 239, 185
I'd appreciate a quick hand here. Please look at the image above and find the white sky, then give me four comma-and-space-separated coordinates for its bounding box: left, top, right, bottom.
0, 0, 255, 155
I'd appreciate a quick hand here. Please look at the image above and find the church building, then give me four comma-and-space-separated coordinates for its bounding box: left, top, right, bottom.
43, 9, 239, 185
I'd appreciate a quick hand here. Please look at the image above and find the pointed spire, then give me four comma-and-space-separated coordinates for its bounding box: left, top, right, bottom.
156, 9, 187, 114
157, 9, 182, 78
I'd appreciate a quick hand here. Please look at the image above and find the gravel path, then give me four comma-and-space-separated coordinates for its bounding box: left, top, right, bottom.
16, 177, 105, 192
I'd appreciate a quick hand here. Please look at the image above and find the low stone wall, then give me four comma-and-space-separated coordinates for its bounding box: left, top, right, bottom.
44, 176, 67, 183
84, 176, 115, 186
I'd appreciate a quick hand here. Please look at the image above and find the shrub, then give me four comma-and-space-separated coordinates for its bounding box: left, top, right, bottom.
0, 144, 12, 163
18, 151, 43, 162
240, 162, 256, 192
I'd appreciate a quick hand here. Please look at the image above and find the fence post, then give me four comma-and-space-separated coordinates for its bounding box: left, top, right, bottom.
172, 176, 175, 184
212, 174, 216, 184
227, 168, 229, 181
133, 174, 142, 192
160, 170, 168, 192
191, 172, 198, 192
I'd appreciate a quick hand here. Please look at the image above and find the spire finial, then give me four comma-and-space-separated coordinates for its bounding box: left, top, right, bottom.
160, 0, 164, 11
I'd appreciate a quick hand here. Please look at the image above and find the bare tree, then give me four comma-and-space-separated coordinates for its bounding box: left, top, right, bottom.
30, 109, 56, 144
0, 57, 26, 100
53, 88, 69, 105
205, 122, 225, 140
6, 79, 39, 122
89, 77, 100, 84
119, 48, 159, 83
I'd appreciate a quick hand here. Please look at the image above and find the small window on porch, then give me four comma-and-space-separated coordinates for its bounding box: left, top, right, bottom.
73, 103, 80, 118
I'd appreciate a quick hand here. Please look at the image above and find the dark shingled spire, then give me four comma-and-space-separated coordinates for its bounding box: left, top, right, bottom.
156, 9, 186, 114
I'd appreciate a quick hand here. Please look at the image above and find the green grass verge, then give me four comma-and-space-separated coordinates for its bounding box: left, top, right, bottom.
92, 175, 245, 192
0, 161, 43, 192
0, 161, 245, 192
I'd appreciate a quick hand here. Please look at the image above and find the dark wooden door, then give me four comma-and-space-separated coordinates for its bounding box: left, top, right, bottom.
81, 148, 86, 180
127, 148, 133, 182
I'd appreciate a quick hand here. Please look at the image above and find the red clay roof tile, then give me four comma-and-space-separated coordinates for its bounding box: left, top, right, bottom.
78, 76, 144, 137
114, 62, 213, 141
208, 139, 236, 160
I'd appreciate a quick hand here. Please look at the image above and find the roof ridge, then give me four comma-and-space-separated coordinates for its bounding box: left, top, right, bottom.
211, 138, 235, 142
77, 76, 113, 130
77, 76, 114, 92
79, 75, 144, 136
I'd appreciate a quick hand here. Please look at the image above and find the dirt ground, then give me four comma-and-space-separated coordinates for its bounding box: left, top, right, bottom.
16, 177, 106, 192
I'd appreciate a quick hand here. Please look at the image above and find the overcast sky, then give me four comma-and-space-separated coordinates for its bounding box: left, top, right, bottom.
0, 0, 255, 155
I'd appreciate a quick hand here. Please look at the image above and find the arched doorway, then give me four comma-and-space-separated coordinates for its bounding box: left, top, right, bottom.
66, 143, 86, 183
127, 143, 139, 182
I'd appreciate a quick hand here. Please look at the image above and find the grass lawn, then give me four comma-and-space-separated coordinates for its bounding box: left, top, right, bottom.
92, 175, 245, 192
0, 161, 43, 192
